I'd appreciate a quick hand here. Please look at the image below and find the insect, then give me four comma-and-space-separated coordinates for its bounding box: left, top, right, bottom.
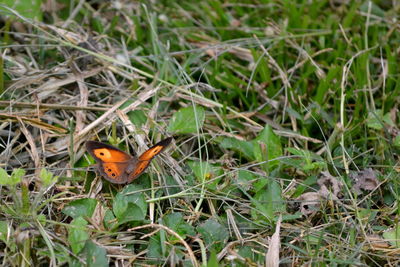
86, 137, 172, 184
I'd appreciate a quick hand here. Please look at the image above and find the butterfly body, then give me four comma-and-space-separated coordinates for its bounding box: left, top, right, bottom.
86, 137, 172, 184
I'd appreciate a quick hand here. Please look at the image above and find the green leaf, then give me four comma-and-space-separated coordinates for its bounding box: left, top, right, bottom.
0, 221, 15, 251
147, 232, 163, 262
252, 125, 282, 170
68, 217, 89, 254
37, 214, 46, 225
251, 179, 285, 222
62, 198, 98, 219
0, 221, 9, 244
10, 168, 25, 185
188, 160, 212, 180
394, 135, 400, 147
283, 148, 326, 172
291, 175, 318, 198
103, 208, 117, 230
1, 0, 43, 21
164, 175, 181, 195
237, 245, 265, 264
188, 161, 222, 190
162, 213, 195, 239
238, 245, 254, 261
219, 125, 282, 171
127, 110, 147, 128
383, 225, 400, 248
367, 110, 382, 129
360, 1, 385, 18
0, 168, 9, 185
383, 113, 395, 126
39, 168, 58, 187
167, 105, 205, 134
113, 184, 147, 224
366, 110, 394, 130
197, 219, 229, 252
115, 202, 145, 224
81, 240, 108, 267
236, 170, 256, 191
207, 249, 219, 267
21, 180, 30, 214
219, 137, 254, 160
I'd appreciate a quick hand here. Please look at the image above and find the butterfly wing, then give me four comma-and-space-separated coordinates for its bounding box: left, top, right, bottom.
86, 141, 134, 183
127, 137, 172, 183
99, 162, 131, 184
86, 141, 133, 162
138, 137, 172, 161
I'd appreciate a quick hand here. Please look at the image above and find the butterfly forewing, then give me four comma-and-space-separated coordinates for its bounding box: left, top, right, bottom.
128, 137, 173, 182
138, 137, 172, 161
127, 160, 151, 182
86, 141, 132, 162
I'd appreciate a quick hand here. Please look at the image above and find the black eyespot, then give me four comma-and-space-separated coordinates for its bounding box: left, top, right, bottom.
108, 169, 112, 172
112, 173, 116, 177
100, 152, 104, 156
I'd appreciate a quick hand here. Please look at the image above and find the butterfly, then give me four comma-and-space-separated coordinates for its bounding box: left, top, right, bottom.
86, 137, 172, 184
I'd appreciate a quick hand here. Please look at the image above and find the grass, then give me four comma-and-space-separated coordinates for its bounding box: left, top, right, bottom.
0, 0, 399, 266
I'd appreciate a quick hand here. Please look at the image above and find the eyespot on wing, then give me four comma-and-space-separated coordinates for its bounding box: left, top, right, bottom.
101, 162, 127, 183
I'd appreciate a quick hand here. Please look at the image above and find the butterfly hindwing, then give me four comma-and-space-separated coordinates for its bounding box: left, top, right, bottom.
100, 162, 131, 184
86, 141, 134, 183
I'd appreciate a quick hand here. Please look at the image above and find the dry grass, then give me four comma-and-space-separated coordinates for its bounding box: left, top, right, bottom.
1, 1, 400, 266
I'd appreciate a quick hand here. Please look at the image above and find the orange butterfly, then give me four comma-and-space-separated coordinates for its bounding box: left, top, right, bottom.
86, 137, 172, 184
